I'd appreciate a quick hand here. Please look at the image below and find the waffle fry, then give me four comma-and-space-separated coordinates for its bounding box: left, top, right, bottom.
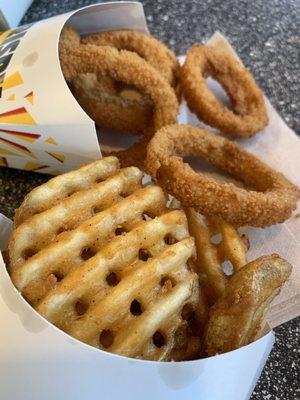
170, 200, 248, 305
14, 157, 120, 227
204, 254, 292, 356
9, 158, 202, 361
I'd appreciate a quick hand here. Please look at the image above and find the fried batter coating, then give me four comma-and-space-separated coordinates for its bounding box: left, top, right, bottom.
83, 29, 180, 92
60, 45, 179, 168
146, 124, 299, 227
181, 45, 268, 137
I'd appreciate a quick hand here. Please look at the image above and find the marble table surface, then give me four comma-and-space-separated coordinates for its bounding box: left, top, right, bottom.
0, 1, 299, 399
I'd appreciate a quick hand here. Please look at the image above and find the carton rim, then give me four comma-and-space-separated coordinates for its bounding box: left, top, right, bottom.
0, 251, 274, 365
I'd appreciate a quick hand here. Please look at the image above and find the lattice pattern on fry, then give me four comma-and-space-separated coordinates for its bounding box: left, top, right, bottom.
186, 209, 248, 304
169, 200, 248, 305
9, 159, 201, 361
14, 157, 120, 227
9, 165, 143, 272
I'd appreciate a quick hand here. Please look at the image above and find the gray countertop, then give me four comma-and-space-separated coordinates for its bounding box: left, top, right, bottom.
0, 0, 299, 399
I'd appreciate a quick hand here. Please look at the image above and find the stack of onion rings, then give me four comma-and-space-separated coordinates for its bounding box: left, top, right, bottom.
181, 45, 269, 137
60, 28, 180, 135
82, 29, 180, 94
69, 73, 154, 135
146, 124, 299, 227
59, 44, 179, 168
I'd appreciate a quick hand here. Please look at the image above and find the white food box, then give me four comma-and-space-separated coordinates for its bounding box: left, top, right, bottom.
0, 3, 299, 400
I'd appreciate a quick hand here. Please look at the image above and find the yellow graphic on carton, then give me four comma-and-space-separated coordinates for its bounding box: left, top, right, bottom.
0, 107, 36, 125
24, 161, 47, 171
46, 151, 65, 163
24, 91, 34, 104
7, 93, 15, 101
0, 71, 23, 91
0, 147, 19, 157
45, 136, 58, 145
0, 128, 40, 143
0, 137, 36, 158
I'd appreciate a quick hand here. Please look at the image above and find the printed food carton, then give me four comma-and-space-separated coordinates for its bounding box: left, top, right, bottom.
0, 3, 299, 400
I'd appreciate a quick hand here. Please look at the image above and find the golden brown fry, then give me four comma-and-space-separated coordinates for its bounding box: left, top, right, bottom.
181, 45, 268, 137
146, 124, 299, 227
186, 208, 228, 302
203, 254, 292, 355
9, 158, 200, 361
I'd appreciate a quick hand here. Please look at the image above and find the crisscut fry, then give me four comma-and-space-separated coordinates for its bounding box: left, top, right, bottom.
185, 208, 248, 304
9, 158, 201, 361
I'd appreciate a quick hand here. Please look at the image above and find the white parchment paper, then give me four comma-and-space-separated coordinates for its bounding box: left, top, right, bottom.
196, 33, 300, 328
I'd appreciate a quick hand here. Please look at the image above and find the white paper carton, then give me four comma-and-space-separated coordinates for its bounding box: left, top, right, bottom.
0, 3, 299, 400
0, 219, 274, 400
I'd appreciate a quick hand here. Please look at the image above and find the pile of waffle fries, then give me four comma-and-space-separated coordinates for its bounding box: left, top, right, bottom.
8, 157, 292, 360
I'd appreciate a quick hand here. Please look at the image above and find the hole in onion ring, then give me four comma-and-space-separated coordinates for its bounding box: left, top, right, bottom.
183, 156, 248, 188
206, 77, 233, 110
98, 128, 140, 152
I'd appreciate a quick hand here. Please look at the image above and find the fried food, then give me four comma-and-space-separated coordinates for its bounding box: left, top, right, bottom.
60, 44, 179, 167
59, 26, 81, 48
203, 254, 292, 355
60, 28, 179, 135
70, 73, 153, 135
13, 156, 120, 228
185, 208, 248, 304
146, 124, 299, 227
60, 27, 153, 135
181, 45, 268, 137
83, 29, 180, 93
9, 157, 202, 361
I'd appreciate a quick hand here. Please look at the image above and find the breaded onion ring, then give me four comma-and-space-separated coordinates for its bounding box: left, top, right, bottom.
60, 26, 81, 48
181, 45, 268, 137
83, 29, 180, 92
60, 45, 179, 168
60, 27, 153, 135
204, 254, 292, 355
74, 29, 180, 134
70, 73, 153, 135
146, 124, 299, 227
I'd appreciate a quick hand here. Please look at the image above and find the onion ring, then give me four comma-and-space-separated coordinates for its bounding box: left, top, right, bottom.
69, 73, 153, 135
59, 26, 81, 48
82, 29, 180, 93
181, 45, 268, 137
59, 45, 179, 168
146, 124, 299, 227
60, 28, 153, 135
72, 29, 181, 134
